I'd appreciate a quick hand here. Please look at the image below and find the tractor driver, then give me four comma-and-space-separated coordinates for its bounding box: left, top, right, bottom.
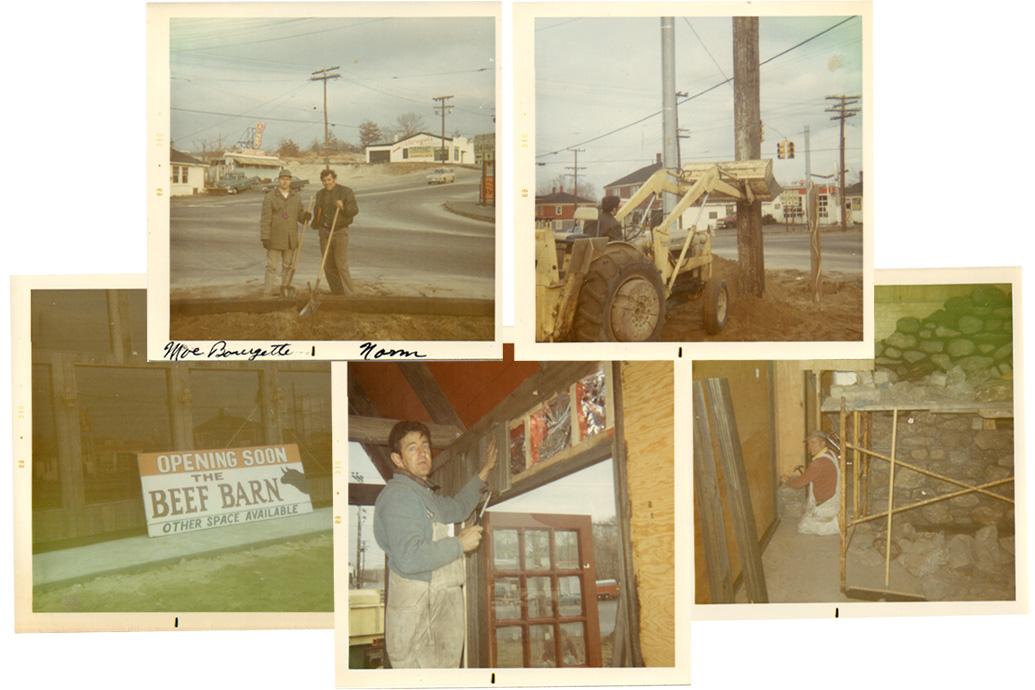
373, 421, 497, 668
780, 430, 841, 535
595, 195, 624, 243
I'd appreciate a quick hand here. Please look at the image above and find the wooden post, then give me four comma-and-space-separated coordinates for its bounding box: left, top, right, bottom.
732, 16, 764, 297
885, 409, 899, 588
852, 410, 860, 520
704, 377, 768, 603
692, 381, 734, 603
839, 397, 847, 593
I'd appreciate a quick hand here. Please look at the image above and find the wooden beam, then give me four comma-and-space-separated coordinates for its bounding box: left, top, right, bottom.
704, 377, 769, 603
692, 381, 734, 603
430, 361, 595, 475
346, 374, 397, 482
396, 363, 466, 430
348, 482, 383, 506
348, 414, 463, 450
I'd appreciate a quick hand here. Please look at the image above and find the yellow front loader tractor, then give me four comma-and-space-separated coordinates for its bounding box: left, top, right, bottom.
536, 159, 782, 342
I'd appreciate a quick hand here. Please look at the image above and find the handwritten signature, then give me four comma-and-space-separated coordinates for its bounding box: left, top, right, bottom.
163, 341, 292, 362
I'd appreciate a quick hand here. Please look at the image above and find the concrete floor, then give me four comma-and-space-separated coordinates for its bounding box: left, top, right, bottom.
735, 518, 924, 603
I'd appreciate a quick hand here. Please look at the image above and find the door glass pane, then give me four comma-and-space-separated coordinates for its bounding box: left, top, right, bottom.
127, 290, 147, 357
493, 529, 519, 569
188, 369, 264, 448
556, 529, 579, 569
527, 576, 552, 618
558, 576, 583, 616
493, 577, 521, 620
524, 529, 550, 570
32, 364, 61, 510
495, 626, 523, 667
529, 624, 556, 667
560, 622, 587, 666
75, 366, 171, 504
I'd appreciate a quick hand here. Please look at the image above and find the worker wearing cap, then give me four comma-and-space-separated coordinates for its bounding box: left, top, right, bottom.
259, 169, 311, 297
780, 430, 841, 535
373, 421, 497, 668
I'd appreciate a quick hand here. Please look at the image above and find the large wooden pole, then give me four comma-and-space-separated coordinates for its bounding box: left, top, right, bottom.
733, 17, 764, 297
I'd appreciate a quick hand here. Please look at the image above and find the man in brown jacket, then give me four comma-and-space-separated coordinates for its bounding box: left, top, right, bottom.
260, 169, 311, 297
312, 168, 359, 295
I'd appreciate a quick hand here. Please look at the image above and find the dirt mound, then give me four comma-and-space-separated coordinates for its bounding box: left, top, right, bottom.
662, 256, 863, 342
170, 309, 493, 341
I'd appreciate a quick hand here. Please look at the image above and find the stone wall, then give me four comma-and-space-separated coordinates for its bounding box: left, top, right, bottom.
874, 285, 1013, 388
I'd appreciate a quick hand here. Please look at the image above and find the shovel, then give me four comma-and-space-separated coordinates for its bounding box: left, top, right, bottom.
282, 194, 315, 297
300, 206, 340, 318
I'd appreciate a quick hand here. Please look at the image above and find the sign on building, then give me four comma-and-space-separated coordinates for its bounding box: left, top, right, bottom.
137, 444, 314, 537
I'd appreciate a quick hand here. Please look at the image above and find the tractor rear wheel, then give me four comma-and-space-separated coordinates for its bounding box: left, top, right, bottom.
703, 277, 730, 334
573, 244, 665, 342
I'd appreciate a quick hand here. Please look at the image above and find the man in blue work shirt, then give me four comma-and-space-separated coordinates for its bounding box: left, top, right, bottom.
373, 420, 497, 668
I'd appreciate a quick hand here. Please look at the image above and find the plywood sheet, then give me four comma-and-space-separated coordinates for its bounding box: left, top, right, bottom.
621, 361, 675, 667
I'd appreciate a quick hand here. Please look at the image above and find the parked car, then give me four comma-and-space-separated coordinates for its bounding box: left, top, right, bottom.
426, 167, 456, 184
260, 176, 309, 193
718, 215, 737, 229
210, 172, 260, 194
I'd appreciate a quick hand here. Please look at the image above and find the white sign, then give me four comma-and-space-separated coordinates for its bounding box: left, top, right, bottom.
137, 444, 314, 537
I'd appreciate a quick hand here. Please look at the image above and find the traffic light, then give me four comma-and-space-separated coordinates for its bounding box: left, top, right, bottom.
787, 141, 795, 159
777, 141, 786, 159
760, 120, 765, 142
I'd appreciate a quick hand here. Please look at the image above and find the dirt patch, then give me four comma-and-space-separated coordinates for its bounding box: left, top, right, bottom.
171, 309, 493, 341
34, 532, 333, 613
662, 256, 863, 342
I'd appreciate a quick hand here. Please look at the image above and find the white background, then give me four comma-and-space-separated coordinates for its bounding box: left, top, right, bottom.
2, 1, 1032, 688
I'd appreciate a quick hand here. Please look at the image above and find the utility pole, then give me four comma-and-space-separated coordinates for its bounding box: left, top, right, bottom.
661, 18, 679, 219
826, 95, 860, 231
310, 67, 341, 152
433, 95, 454, 164
565, 147, 585, 209
352, 472, 364, 588
733, 17, 764, 297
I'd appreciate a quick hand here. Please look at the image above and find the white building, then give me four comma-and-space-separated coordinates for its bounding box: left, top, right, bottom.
365, 132, 475, 165
169, 149, 207, 196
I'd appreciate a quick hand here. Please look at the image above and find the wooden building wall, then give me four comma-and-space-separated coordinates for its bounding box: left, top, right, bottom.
692, 361, 775, 604
620, 361, 675, 666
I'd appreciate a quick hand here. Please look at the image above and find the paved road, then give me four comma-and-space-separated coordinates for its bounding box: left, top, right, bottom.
169, 168, 494, 299
709, 227, 863, 273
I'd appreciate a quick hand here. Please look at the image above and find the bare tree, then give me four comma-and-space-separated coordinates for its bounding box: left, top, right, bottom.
395, 111, 426, 138
277, 138, 301, 158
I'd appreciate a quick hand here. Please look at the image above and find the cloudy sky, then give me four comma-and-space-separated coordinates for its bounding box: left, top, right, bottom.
170, 16, 496, 153
535, 14, 864, 197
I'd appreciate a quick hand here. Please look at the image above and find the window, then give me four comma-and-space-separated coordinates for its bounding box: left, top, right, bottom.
188, 369, 264, 448
818, 194, 829, 219
31, 290, 113, 353
555, 205, 563, 215
277, 370, 332, 479
32, 364, 61, 511
75, 366, 172, 504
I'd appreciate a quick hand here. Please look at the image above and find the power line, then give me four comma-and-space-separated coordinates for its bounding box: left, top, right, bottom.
537, 16, 859, 158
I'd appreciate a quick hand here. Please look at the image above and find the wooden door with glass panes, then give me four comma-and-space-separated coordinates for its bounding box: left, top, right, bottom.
484, 511, 602, 667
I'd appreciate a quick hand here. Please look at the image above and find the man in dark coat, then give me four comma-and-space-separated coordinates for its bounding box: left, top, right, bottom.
596, 195, 624, 242
260, 169, 311, 297
312, 168, 360, 295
